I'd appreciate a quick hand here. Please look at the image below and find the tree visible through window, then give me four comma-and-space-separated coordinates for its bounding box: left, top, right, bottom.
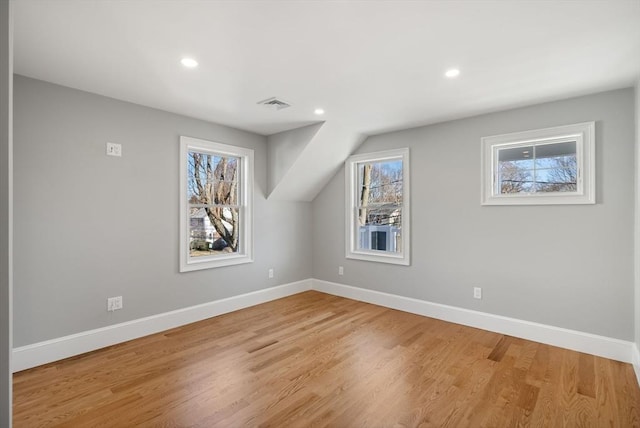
481, 122, 595, 205
497, 141, 577, 194
188, 152, 239, 256
346, 148, 410, 265
357, 159, 403, 253
180, 136, 253, 272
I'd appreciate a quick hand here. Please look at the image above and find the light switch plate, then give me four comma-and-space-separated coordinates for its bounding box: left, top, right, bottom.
106, 142, 122, 157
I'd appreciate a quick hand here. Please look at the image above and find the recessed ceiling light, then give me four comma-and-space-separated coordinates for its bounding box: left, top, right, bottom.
314, 108, 325, 115
181, 58, 198, 68
444, 68, 460, 78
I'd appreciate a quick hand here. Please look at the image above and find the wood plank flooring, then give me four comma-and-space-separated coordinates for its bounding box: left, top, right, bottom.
13, 291, 640, 427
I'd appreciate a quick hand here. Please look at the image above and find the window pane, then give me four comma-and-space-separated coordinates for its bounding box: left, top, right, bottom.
358, 159, 403, 205
498, 145, 534, 163
498, 146, 533, 194
189, 206, 239, 258
187, 152, 239, 204
498, 161, 533, 194
497, 141, 578, 195
356, 206, 402, 253
535, 141, 576, 159
533, 142, 577, 193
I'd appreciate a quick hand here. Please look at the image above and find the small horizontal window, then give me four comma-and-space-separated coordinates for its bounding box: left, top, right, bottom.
481, 122, 595, 205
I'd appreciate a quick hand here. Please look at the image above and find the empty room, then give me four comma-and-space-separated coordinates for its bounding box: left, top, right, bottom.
1, 0, 640, 426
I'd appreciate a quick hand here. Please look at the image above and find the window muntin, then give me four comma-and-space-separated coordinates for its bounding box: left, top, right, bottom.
481, 122, 595, 205
180, 137, 253, 272
346, 148, 410, 265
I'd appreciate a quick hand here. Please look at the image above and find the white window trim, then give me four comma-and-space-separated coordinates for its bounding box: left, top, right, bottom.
179, 136, 254, 272
481, 122, 595, 205
345, 148, 410, 265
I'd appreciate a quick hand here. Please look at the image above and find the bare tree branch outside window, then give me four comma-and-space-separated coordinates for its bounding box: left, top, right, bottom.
188, 152, 239, 256
498, 143, 577, 195
356, 159, 403, 253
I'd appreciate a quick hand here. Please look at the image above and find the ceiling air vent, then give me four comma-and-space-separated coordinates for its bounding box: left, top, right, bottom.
257, 97, 291, 111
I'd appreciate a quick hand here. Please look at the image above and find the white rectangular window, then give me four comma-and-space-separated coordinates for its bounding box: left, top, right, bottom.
481, 122, 595, 205
180, 136, 253, 272
346, 148, 410, 265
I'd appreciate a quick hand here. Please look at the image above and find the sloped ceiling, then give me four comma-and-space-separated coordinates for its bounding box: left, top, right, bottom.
12, 0, 640, 201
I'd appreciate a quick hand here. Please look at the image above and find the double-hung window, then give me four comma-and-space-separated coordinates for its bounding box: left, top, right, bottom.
345, 148, 410, 265
481, 122, 595, 205
180, 136, 253, 272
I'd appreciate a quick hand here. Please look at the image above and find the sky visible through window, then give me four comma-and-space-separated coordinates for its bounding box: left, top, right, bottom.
357, 158, 403, 253
497, 142, 577, 194
187, 151, 240, 257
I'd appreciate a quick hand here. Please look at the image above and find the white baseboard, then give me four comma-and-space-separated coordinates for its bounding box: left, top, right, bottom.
312, 279, 635, 364
633, 344, 640, 387
12, 277, 638, 372
12, 279, 312, 372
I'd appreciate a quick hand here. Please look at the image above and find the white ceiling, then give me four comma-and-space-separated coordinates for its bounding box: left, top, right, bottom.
13, 0, 640, 137
12, 1, 640, 201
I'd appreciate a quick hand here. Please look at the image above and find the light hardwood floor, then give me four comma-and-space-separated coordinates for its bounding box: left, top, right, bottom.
13, 291, 640, 427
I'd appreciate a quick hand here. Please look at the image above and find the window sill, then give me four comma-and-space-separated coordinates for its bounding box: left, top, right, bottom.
481, 192, 595, 206
180, 253, 253, 272
346, 251, 410, 266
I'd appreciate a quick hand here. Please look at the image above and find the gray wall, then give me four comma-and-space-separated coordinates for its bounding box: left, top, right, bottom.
13, 76, 312, 347
0, 0, 12, 424
313, 88, 636, 340
267, 122, 322, 196
636, 81, 640, 350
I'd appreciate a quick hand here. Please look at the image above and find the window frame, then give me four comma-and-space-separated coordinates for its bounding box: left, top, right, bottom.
345, 148, 410, 265
481, 122, 595, 205
179, 136, 254, 272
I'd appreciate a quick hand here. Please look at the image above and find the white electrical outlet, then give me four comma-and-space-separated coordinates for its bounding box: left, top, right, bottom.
107, 296, 123, 311
268, 268, 274, 279
473, 287, 482, 299
106, 142, 122, 157
338, 266, 344, 275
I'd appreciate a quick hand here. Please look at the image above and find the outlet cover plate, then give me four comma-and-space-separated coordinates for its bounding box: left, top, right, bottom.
107, 296, 123, 311
106, 142, 122, 157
